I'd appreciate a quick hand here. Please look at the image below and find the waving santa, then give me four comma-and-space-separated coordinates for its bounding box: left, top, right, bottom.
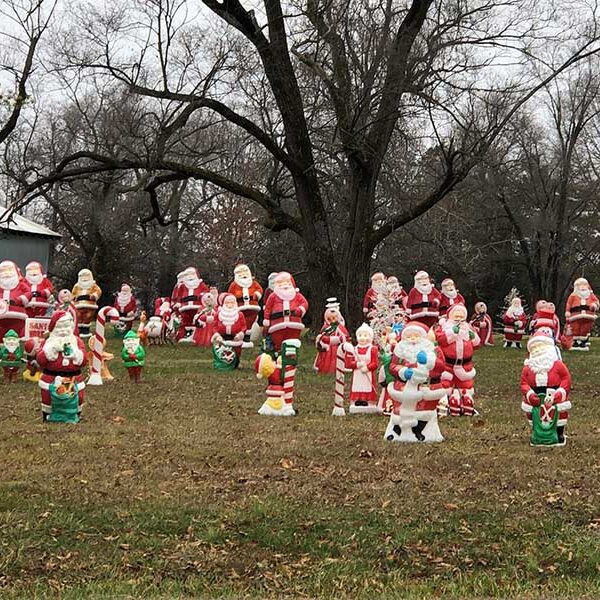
113, 283, 138, 332
176, 267, 209, 341
0, 260, 31, 338
24, 261, 54, 318
228, 263, 263, 348
565, 278, 598, 350
406, 271, 440, 328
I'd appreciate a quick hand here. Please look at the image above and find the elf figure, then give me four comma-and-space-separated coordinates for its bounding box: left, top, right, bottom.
439, 278, 465, 317
22, 337, 42, 382
228, 263, 263, 348
24, 261, 54, 318
470, 302, 494, 347
1, 329, 23, 383
406, 271, 440, 328
121, 330, 145, 383
0, 260, 31, 338
113, 283, 138, 333
520, 331, 572, 447
565, 277, 598, 350
502, 295, 528, 349
72, 268, 102, 338
314, 298, 349, 375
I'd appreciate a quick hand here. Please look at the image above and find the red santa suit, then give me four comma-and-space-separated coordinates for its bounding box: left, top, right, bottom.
470, 304, 494, 347
503, 304, 527, 347
0, 260, 31, 338
212, 304, 247, 357
113, 286, 137, 332
314, 320, 350, 374
406, 274, 440, 328
228, 276, 263, 332
177, 269, 209, 339
193, 294, 217, 348
24, 262, 54, 318
263, 284, 309, 352
344, 343, 379, 410
530, 302, 560, 340
438, 279, 466, 317
565, 284, 598, 347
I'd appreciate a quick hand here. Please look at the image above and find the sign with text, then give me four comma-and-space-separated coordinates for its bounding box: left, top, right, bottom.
25, 318, 50, 339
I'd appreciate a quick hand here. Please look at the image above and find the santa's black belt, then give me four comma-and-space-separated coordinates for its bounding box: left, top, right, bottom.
31, 291, 42, 298
445, 357, 472, 366
532, 385, 560, 394
76, 295, 91, 301
270, 310, 298, 319
8, 300, 20, 306
43, 369, 82, 377
571, 305, 588, 313
429, 377, 441, 384
119, 311, 128, 317
181, 295, 200, 302
411, 302, 431, 309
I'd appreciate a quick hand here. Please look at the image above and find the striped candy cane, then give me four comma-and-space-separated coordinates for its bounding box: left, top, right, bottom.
88, 306, 119, 385
332, 344, 347, 416
280, 339, 301, 415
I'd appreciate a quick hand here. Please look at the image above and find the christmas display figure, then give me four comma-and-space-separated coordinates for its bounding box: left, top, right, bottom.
137, 311, 149, 347
387, 276, 407, 309
406, 271, 440, 328
314, 298, 350, 374
22, 337, 42, 382
0, 260, 31, 338
113, 283, 137, 333
228, 263, 263, 348
256, 339, 301, 416
192, 292, 217, 347
37, 311, 87, 422
363, 272, 387, 316
376, 329, 400, 414
24, 261, 54, 318
153, 296, 172, 320
1, 329, 23, 383
502, 295, 528, 348
262, 272, 308, 352
88, 306, 119, 385
342, 323, 380, 414
146, 316, 166, 345
384, 322, 447, 442
72, 268, 102, 338
170, 271, 186, 313
470, 302, 494, 347
210, 294, 246, 370
122, 330, 145, 383
565, 277, 598, 350
520, 331, 572, 447
54, 289, 78, 324
262, 272, 278, 306
435, 304, 480, 417
176, 267, 209, 341
530, 300, 561, 340
439, 278, 465, 317
87, 336, 114, 382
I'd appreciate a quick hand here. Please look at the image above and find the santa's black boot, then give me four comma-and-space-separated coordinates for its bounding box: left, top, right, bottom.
412, 421, 427, 442
516, 341, 522, 349
556, 426, 566, 446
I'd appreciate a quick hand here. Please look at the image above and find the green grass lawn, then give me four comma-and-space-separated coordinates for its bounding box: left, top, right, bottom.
1, 335, 599, 599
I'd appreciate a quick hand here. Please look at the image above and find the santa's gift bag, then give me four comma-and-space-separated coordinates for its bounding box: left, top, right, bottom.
47, 379, 80, 424
212, 343, 239, 371
530, 395, 559, 447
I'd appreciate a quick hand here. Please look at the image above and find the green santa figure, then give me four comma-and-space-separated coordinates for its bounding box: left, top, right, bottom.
1, 329, 23, 383
121, 330, 146, 383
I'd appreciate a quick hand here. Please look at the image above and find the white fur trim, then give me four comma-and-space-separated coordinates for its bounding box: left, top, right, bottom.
349, 404, 382, 414
332, 406, 345, 417
521, 402, 533, 413
555, 400, 571, 412
268, 322, 305, 333
2, 311, 26, 320
284, 339, 302, 348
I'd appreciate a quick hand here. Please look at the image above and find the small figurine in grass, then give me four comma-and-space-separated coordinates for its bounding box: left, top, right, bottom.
121, 330, 145, 383
470, 301, 494, 347
314, 298, 349, 375
1, 329, 23, 383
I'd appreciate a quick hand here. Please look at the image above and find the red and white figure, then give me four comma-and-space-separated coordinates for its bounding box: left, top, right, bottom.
192, 292, 218, 347
384, 321, 447, 442
363, 272, 387, 316
211, 293, 246, 359
387, 276, 407, 310
176, 267, 209, 341
262, 271, 309, 352
530, 300, 561, 340
314, 298, 349, 375
262, 272, 278, 306
72, 268, 102, 338
24, 261, 53, 318
406, 271, 440, 328
228, 263, 263, 348
113, 283, 137, 332
88, 306, 119, 385
342, 323, 380, 414
503, 297, 527, 348
435, 304, 480, 417
438, 278, 465, 317
37, 311, 87, 420
170, 271, 186, 313
22, 337, 42, 382
0, 260, 30, 338
565, 277, 598, 350
470, 302, 494, 347
153, 296, 172, 320
520, 331, 572, 446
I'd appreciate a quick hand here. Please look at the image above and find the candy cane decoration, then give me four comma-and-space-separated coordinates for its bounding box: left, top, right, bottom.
332, 344, 347, 416
87, 306, 119, 385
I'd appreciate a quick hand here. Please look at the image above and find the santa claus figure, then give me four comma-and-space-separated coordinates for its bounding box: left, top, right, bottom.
72, 268, 102, 338
37, 311, 87, 422
262, 272, 309, 352
228, 264, 263, 348
342, 323, 380, 414
387, 276, 407, 310
363, 272, 386, 317
121, 330, 145, 383
503, 297, 527, 349
113, 283, 137, 332
406, 271, 440, 328
176, 267, 209, 341
1, 329, 23, 383
0, 260, 31, 338
384, 322, 448, 442
211, 293, 247, 369
530, 300, 560, 340
192, 292, 217, 347
262, 272, 278, 307
153, 296, 171, 320
439, 278, 465, 317
436, 304, 480, 417
565, 278, 598, 350
24, 262, 54, 318
314, 298, 350, 375
520, 331, 572, 447
470, 302, 494, 347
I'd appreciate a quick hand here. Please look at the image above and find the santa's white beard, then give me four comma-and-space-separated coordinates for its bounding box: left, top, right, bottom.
124, 341, 140, 353
4, 341, 19, 353
50, 332, 78, 348
275, 287, 296, 302
78, 279, 93, 290
576, 289, 591, 300
0, 274, 19, 290
235, 275, 253, 288
416, 283, 433, 295
395, 338, 434, 363
507, 307, 524, 318
373, 282, 387, 293
27, 274, 43, 286
526, 353, 556, 374
219, 306, 240, 326
443, 289, 457, 299
117, 293, 132, 306
184, 278, 200, 290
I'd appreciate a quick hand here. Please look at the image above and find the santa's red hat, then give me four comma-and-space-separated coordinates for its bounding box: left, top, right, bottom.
401, 321, 429, 339
255, 353, 276, 379
48, 310, 74, 332
441, 278, 455, 287
414, 270, 429, 282
23, 338, 39, 353
218, 292, 236, 306
0, 260, 19, 276
527, 330, 555, 352
475, 301, 487, 313
274, 271, 296, 287
447, 304, 468, 321
25, 261, 44, 273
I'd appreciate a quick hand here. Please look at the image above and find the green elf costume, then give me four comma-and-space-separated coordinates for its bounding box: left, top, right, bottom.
121, 330, 146, 383
1, 329, 23, 383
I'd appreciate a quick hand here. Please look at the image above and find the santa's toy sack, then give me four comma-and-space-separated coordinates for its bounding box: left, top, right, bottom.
47, 378, 80, 424
530, 394, 559, 447
212, 343, 239, 371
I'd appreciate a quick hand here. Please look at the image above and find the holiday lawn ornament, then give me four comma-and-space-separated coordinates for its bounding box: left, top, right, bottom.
54, 289, 78, 324
384, 321, 447, 442
262, 272, 308, 352
406, 271, 440, 328
113, 283, 137, 333
502, 295, 528, 348
22, 337, 42, 382
565, 278, 598, 350
435, 304, 480, 417
0, 260, 31, 338
24, 261, 53, 318
256, 339, 301, 416
193, 292, 217, 347
376, 329, 400, 414
470, 302, 494, 347
137, 311, 149, 347
72, 268, 102, 338
146, 316, 166, 345
387, 276, 407, 309
530, 300, 560, 340
176, 267, 209, 341
87, 336, 114, 382
314, 298, 349, 374
439, 278, 465, 317
154, 297, 172, 320
262, 272, 278, 306
122, 330, 145, 383
228, 263, 263, 348
520, 331, 571, 447
210, 294, 246, 370
88, 306, 119, 385
37, 311, 87, 422
1, 329, 23, 383
363, 272, 387, 316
